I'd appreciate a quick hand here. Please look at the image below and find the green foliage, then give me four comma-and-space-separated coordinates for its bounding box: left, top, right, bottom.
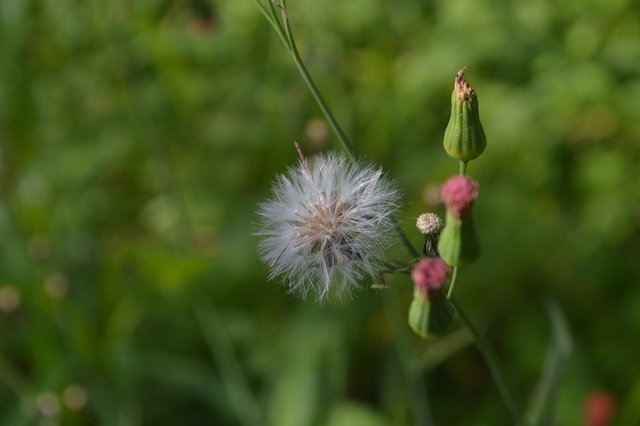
1, 0, 640, 424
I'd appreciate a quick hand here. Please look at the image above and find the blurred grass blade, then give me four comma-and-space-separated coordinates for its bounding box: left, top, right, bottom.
0, 357, 24, 397
525, 300, 573, 425
325, 402, 389, 426
617, 378, 640, 425
138, 352, 229, 415
266, 314, 343, 426
451, 297, 522, 423
412, 327, 472, 372
382, 284, 435, 426
195, 303, 262, 426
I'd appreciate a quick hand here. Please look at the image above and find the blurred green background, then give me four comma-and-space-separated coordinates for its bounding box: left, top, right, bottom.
1, 0, 639, 424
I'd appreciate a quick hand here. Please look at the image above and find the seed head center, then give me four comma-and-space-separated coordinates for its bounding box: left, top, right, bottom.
296, 201, 348, 245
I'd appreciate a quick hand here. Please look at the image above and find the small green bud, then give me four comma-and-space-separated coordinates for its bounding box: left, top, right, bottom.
408, 290, 455, 338
437, 211, 480, 267
443, 68, 487, 162
409, 259, 454, 338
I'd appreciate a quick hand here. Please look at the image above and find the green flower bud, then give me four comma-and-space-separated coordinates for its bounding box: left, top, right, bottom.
437, 211, 480, 267
408, 290, 455, 338
443, 68, 487, 162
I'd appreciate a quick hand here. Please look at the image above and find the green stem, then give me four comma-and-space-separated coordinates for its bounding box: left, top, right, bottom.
274, 3, 356, 158
287, 39, 356, 158
395, 222, 419, 259
446, 266, 459, 299
451, 297, 522, 424
459, 161, 468, 176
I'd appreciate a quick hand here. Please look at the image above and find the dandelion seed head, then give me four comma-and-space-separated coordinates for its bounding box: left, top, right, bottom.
257, 152, 399, 300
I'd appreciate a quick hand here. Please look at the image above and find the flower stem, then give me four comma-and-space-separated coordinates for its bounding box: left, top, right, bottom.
450, 297, 523, 424
446, 265, 459, 299
284, 30, 356, 159
260, 1, 356, 158
459, 161, 468, 176
396, 222, 420, 259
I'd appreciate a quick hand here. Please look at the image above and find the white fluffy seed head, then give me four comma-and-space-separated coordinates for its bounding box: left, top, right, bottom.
416, 213, 443, 236
257, 152, 400, 301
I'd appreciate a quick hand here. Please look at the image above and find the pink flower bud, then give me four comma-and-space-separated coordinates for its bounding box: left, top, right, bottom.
411, 259, 449, 298
585, 391, 616, 426
440, 175, 479, 218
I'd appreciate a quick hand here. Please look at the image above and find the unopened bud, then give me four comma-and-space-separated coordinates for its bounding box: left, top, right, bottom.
443, 68, 487, 162
438, 175, 481, 266
408, 259, 455, 337
408, 291, 455, 338
438, 211, 480, 267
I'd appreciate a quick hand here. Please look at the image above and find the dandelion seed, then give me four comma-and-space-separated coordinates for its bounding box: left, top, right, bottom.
257, 152, 400, 300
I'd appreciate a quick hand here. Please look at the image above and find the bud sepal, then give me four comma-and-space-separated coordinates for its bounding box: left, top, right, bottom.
437, 211, 480, 267
408, 290, 455, 338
